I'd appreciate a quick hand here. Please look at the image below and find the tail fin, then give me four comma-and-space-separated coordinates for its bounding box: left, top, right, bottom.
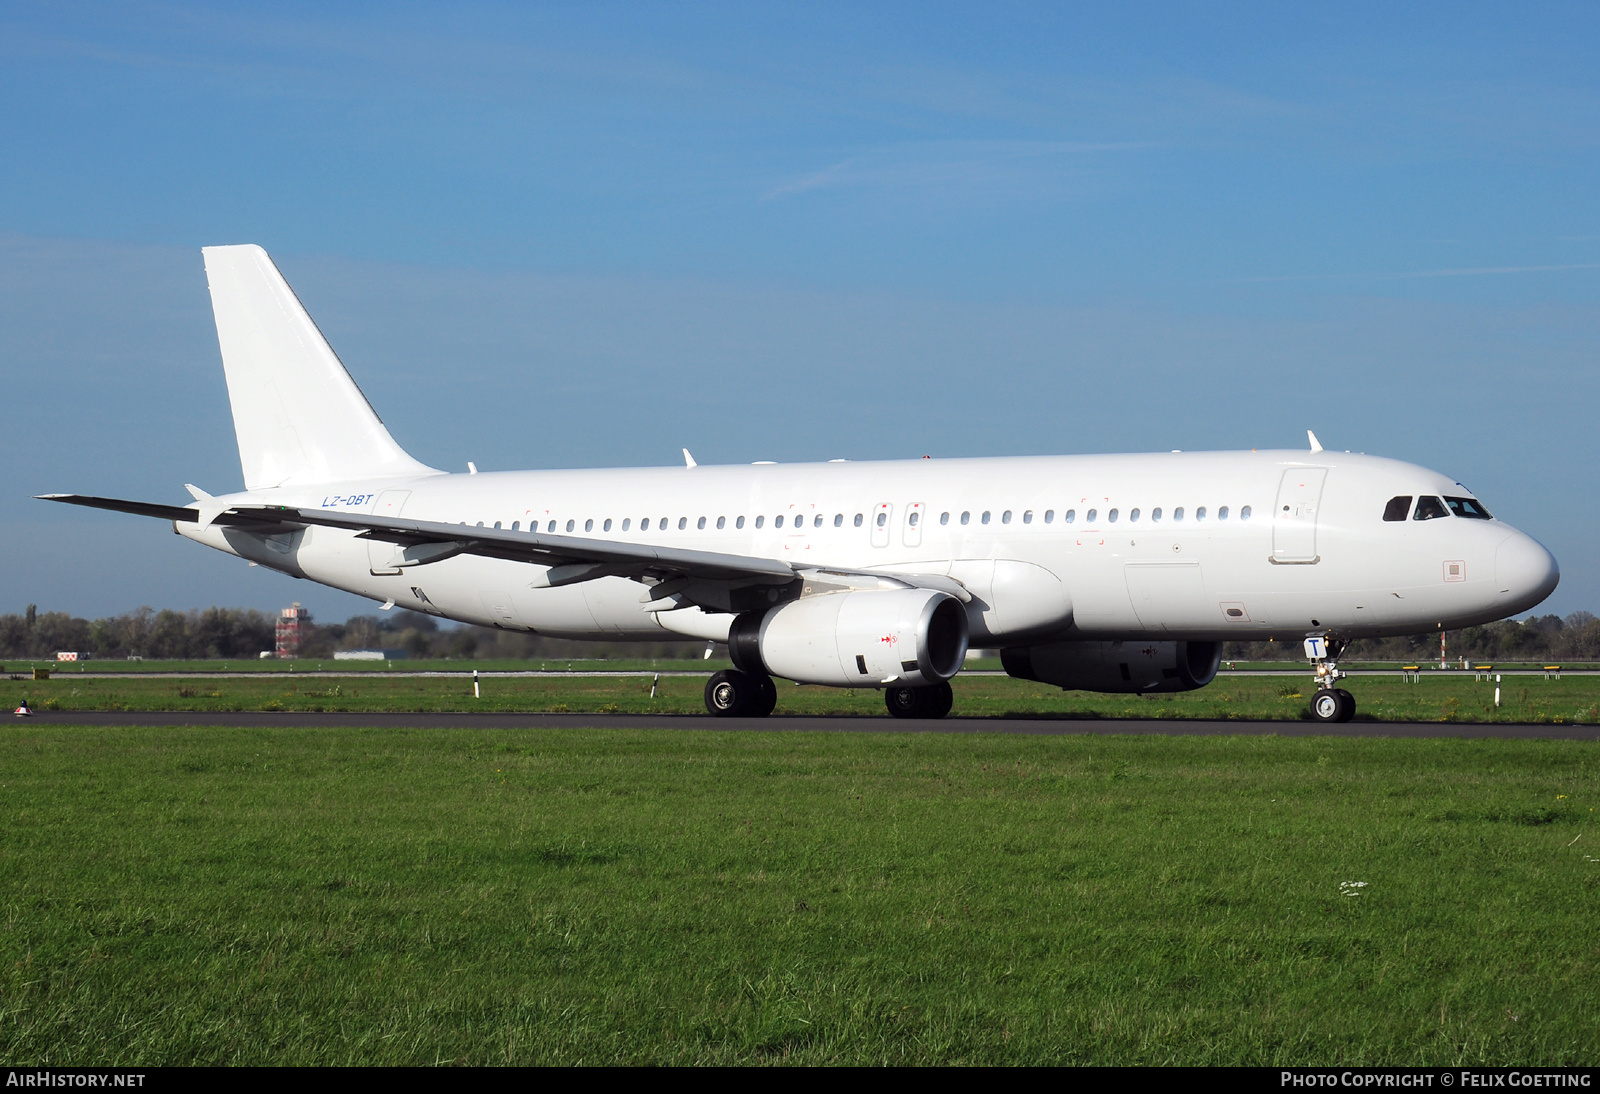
202, 244, 438, 490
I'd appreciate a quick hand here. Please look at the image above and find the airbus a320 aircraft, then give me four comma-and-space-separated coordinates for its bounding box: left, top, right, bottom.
42, 246, 1560, 722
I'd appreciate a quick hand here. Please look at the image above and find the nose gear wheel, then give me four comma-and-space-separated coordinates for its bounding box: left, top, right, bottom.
1305, 635, 1356, 723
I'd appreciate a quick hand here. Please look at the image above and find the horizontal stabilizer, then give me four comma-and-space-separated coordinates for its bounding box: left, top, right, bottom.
36, 493, 197, 523
37, 493, 294, 530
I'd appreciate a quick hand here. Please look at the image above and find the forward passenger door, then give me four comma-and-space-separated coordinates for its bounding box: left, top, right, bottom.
1272, 468, 1327, 563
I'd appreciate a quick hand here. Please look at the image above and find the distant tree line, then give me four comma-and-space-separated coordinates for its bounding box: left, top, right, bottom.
0, 604, 704, 661
1225, 612, 1599, 662
0, 605, 278, 661
2, 604, 1596, 664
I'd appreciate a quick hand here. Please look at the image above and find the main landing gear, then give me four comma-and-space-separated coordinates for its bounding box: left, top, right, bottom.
1305, 635, 1356, 724
885, 681, 954, 720
703, 672, 957, 719
704, 669, 778, 718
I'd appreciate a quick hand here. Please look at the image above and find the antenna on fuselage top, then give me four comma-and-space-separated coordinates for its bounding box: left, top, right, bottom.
1307, 430, 1324, 453
682, 449, 697, 469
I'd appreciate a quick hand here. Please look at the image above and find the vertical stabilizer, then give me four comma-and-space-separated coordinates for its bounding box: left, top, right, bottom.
202, 245, 438, 490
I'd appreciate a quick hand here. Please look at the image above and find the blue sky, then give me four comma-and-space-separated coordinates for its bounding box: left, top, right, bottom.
3, 2, 1597, 621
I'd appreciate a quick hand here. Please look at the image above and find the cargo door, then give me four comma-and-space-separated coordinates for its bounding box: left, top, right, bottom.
1124, 561, 1208, 631
480, 591, 524, 630
1272, 468, 1327, 563
366, 490, 411, 575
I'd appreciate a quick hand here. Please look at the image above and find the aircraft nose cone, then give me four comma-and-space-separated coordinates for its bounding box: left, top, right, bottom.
1495, 532, 1559, 614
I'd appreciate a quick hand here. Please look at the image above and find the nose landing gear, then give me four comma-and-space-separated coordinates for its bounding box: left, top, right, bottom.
1305, 635, 1356, 723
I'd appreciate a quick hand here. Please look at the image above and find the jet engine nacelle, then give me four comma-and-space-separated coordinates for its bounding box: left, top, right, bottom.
1002, 639, 1222, 694
729, 588, 969, 689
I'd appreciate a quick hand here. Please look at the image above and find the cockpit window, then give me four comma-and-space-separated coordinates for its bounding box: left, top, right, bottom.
1413, 496, 1448, 521
1444, 496, 1493, 520
1383, 496, 1413, 522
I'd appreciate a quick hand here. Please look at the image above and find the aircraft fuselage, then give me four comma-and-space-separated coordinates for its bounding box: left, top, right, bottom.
179, 447, 1558, 646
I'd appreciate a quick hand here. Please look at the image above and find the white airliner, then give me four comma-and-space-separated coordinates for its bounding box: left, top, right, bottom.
42, 245, 1560, 722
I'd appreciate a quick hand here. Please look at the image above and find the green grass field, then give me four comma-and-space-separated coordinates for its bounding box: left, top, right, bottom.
0, 725, 1595, 1064
3, 657, 723, 675
4, 671, 1597, 724
11, 657, 1598, 675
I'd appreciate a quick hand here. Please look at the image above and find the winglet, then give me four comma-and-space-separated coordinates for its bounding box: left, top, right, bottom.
1307, 430, 1324, 453
682, 448, 697, 469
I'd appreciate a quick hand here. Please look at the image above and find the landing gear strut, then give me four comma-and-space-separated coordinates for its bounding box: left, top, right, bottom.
705, 669, 778, 718
885, 680, 954, 720
1305, 636, 1356, 723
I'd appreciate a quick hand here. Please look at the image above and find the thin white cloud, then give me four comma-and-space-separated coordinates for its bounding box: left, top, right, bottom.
762, 139, 1158, 201
1226, 263, 1600, 284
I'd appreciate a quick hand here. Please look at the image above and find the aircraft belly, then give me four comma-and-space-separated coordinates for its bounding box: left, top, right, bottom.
509, 580, 602, 637
582, 576, 663, 636
1124, 561, 1209, 632
293, 526, 390, 598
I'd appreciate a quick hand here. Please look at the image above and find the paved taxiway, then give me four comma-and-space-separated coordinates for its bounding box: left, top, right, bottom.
42, 669, 1600, 680
18, 711, 1599, 739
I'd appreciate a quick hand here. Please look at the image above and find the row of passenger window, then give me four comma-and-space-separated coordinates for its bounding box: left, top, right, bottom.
469, 504, 1254, 534
931, 505, 1251, 526
479, 514, 826, 532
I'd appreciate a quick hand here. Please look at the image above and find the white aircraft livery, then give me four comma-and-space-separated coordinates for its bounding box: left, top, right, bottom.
42, 245, 1560, 722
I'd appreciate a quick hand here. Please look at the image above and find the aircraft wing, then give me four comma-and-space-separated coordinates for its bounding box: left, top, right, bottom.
242, 504, 801, 585
41, 493, 793, 579
38, 494, 968, 610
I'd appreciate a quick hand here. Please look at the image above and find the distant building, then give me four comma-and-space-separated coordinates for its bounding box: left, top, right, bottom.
333, 649, 409, 661
54, 651, 90, 661
276, 603, 310, 659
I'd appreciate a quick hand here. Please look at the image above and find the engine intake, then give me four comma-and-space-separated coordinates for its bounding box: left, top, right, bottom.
1002, 639, 1221, 694
730, 588, 969, 688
